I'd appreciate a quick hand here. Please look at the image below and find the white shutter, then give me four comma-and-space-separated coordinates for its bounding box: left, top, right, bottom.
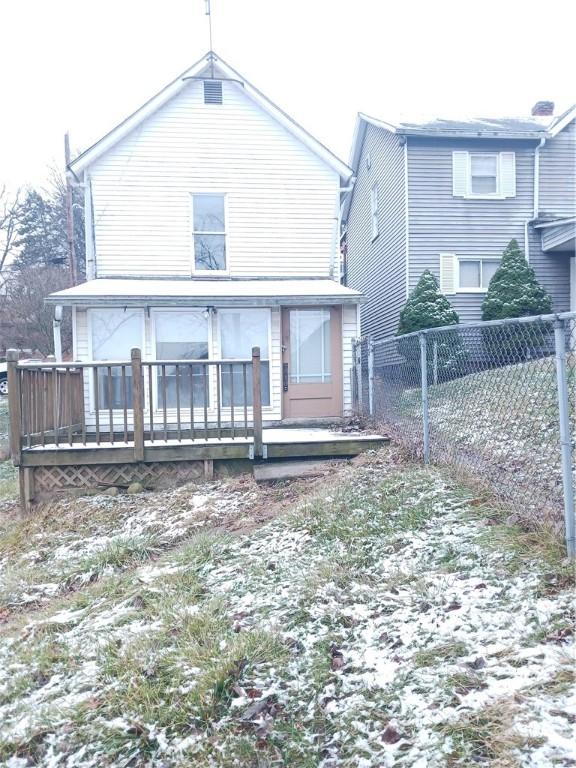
440, 253, 457, 294
452, 151, 469, 197
499, 152, 516, 198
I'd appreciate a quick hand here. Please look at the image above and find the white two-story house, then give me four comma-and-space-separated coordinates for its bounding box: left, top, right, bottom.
48, 51, 361, 424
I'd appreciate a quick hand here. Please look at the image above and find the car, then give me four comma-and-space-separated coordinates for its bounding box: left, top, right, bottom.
0, 361, 7, 396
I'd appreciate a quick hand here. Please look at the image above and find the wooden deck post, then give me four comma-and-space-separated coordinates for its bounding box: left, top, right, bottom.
131, 348, 145, 461
7, 349, 22, 466
252, 346, 263, 458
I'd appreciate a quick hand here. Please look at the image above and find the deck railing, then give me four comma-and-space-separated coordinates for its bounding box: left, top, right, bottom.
7, 347, 264, 463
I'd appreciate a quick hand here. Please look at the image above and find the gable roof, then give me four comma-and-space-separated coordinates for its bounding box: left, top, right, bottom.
68, 51, 352, 181
347, 105, 576, 174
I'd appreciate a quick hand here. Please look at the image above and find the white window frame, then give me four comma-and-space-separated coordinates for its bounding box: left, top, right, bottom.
150, 308, 213, 413
457, 258, 501, 293
216, 307, 273, 411
87, 307, 146, 415
190, 193, 229, 276
370, 184, 379, 241
468, 153, 500, 198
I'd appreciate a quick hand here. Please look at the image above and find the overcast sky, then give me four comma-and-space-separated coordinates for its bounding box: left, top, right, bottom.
1, 0, 575, 189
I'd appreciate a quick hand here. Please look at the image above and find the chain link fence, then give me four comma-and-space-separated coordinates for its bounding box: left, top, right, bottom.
352, 312, 575, 554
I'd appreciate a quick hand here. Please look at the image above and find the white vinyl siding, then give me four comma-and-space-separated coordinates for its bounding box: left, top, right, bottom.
452, 151, 516, 199
89, 78, 340, 278
370, 184, 379, 240
342, 304, 357, 415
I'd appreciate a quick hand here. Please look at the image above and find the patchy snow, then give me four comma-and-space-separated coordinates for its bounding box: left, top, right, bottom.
0, 456, 573, 766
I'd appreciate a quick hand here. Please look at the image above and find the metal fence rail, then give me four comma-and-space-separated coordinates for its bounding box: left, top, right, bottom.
352, 312, 575, 557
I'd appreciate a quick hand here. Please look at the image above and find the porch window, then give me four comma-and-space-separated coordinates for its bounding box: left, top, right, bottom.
154, 311, 209, 408
470, 154, 498, 196
90, 308, 143, 410
192, 194, 226, 272
458, 258, 500, 290
220, 308, 271, 407
289, 308, 331, 383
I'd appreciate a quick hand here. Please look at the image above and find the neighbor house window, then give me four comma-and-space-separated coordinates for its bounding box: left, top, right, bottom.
219, 309, 270, 407
90, 308, 143, 410
470, 154, 498, 195
370, 184, 379, 240
458, 259, 500, 290
192, 194, 226, 272
154, 310, 209, 408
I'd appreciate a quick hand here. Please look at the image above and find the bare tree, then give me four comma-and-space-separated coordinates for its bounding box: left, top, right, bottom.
0, 185, 21, 273
0, 265, 72, 355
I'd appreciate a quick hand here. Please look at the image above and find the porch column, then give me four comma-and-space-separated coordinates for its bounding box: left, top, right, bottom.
53, 305, 63, 361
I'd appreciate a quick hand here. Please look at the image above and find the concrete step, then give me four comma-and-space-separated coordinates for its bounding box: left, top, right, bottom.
253, 458, 346, 483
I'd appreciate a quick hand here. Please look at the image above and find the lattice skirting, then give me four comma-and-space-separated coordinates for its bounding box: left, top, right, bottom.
33, 461, 206, 494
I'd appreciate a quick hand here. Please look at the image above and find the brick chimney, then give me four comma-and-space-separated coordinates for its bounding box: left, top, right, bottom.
531, 101, 555, 116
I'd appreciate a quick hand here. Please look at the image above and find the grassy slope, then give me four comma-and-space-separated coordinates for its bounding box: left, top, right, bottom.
398, 357, 575, 525
0, 451, 573, 767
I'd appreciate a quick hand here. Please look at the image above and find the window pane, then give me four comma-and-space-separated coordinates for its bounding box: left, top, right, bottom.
471, 155, 497, 176
459, 261, 481, 288
471, 175, 497, 194
471, 154, 497, 194
155, 311, 209, 408
92, 309, 142, 360
91, 309, 142, 410
220, 309, 269, 359
194, 234, 226, 271
193, 195, 225, 232
155, 311, 208, 360
290, 309, 331, 384
482, 260, 500, 288
220, 309, 270, 407
221, 362, 270, 407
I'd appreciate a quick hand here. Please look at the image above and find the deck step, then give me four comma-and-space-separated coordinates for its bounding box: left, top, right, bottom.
253, 459, 345, 483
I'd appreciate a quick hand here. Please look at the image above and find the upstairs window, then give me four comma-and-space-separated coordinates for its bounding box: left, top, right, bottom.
192, 194, 226, 272
453, 151, 516, 198
370, 184, 379, 240
470, 154, 498, 195
203, 80, 223, 104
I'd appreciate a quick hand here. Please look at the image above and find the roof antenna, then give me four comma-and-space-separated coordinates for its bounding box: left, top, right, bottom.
205, 0, 215, 77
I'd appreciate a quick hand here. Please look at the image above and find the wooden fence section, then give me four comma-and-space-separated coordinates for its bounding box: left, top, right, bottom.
7, 347, 264, 463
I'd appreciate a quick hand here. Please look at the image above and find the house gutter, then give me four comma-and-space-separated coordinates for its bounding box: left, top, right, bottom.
333, 183, 355, 282
524, 136, 547, 262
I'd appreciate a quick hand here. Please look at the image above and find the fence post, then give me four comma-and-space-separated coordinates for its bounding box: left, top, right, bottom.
433, 339, 438, 386
419, 333, 430, 464
554, 319, 575, 559
368, 337, 375, 417
131, 347, 145, 462
252, 346, 263, 458
7, 350, 22, 466
356, 342, 363, 415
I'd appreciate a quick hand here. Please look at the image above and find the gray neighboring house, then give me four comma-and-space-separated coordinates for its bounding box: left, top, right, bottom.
342, 102, 576, 339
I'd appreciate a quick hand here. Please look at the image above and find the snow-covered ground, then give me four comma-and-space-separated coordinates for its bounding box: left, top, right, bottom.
0, 450, 573, 766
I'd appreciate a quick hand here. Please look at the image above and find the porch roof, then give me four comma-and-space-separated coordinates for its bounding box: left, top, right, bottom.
46, 278, 365, 307
535, 218, 576, 253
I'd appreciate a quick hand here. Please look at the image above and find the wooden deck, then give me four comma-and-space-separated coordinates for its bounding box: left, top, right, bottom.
19, 428, 387, 466
7, 349, 387, 507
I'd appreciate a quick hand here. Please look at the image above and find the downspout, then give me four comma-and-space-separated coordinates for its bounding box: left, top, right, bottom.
53, 305, 63, 361
333, 182, 355, 282
525, 136, 547, 262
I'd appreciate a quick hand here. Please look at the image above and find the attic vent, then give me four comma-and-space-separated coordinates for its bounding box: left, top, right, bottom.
203, 80, 223, 105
